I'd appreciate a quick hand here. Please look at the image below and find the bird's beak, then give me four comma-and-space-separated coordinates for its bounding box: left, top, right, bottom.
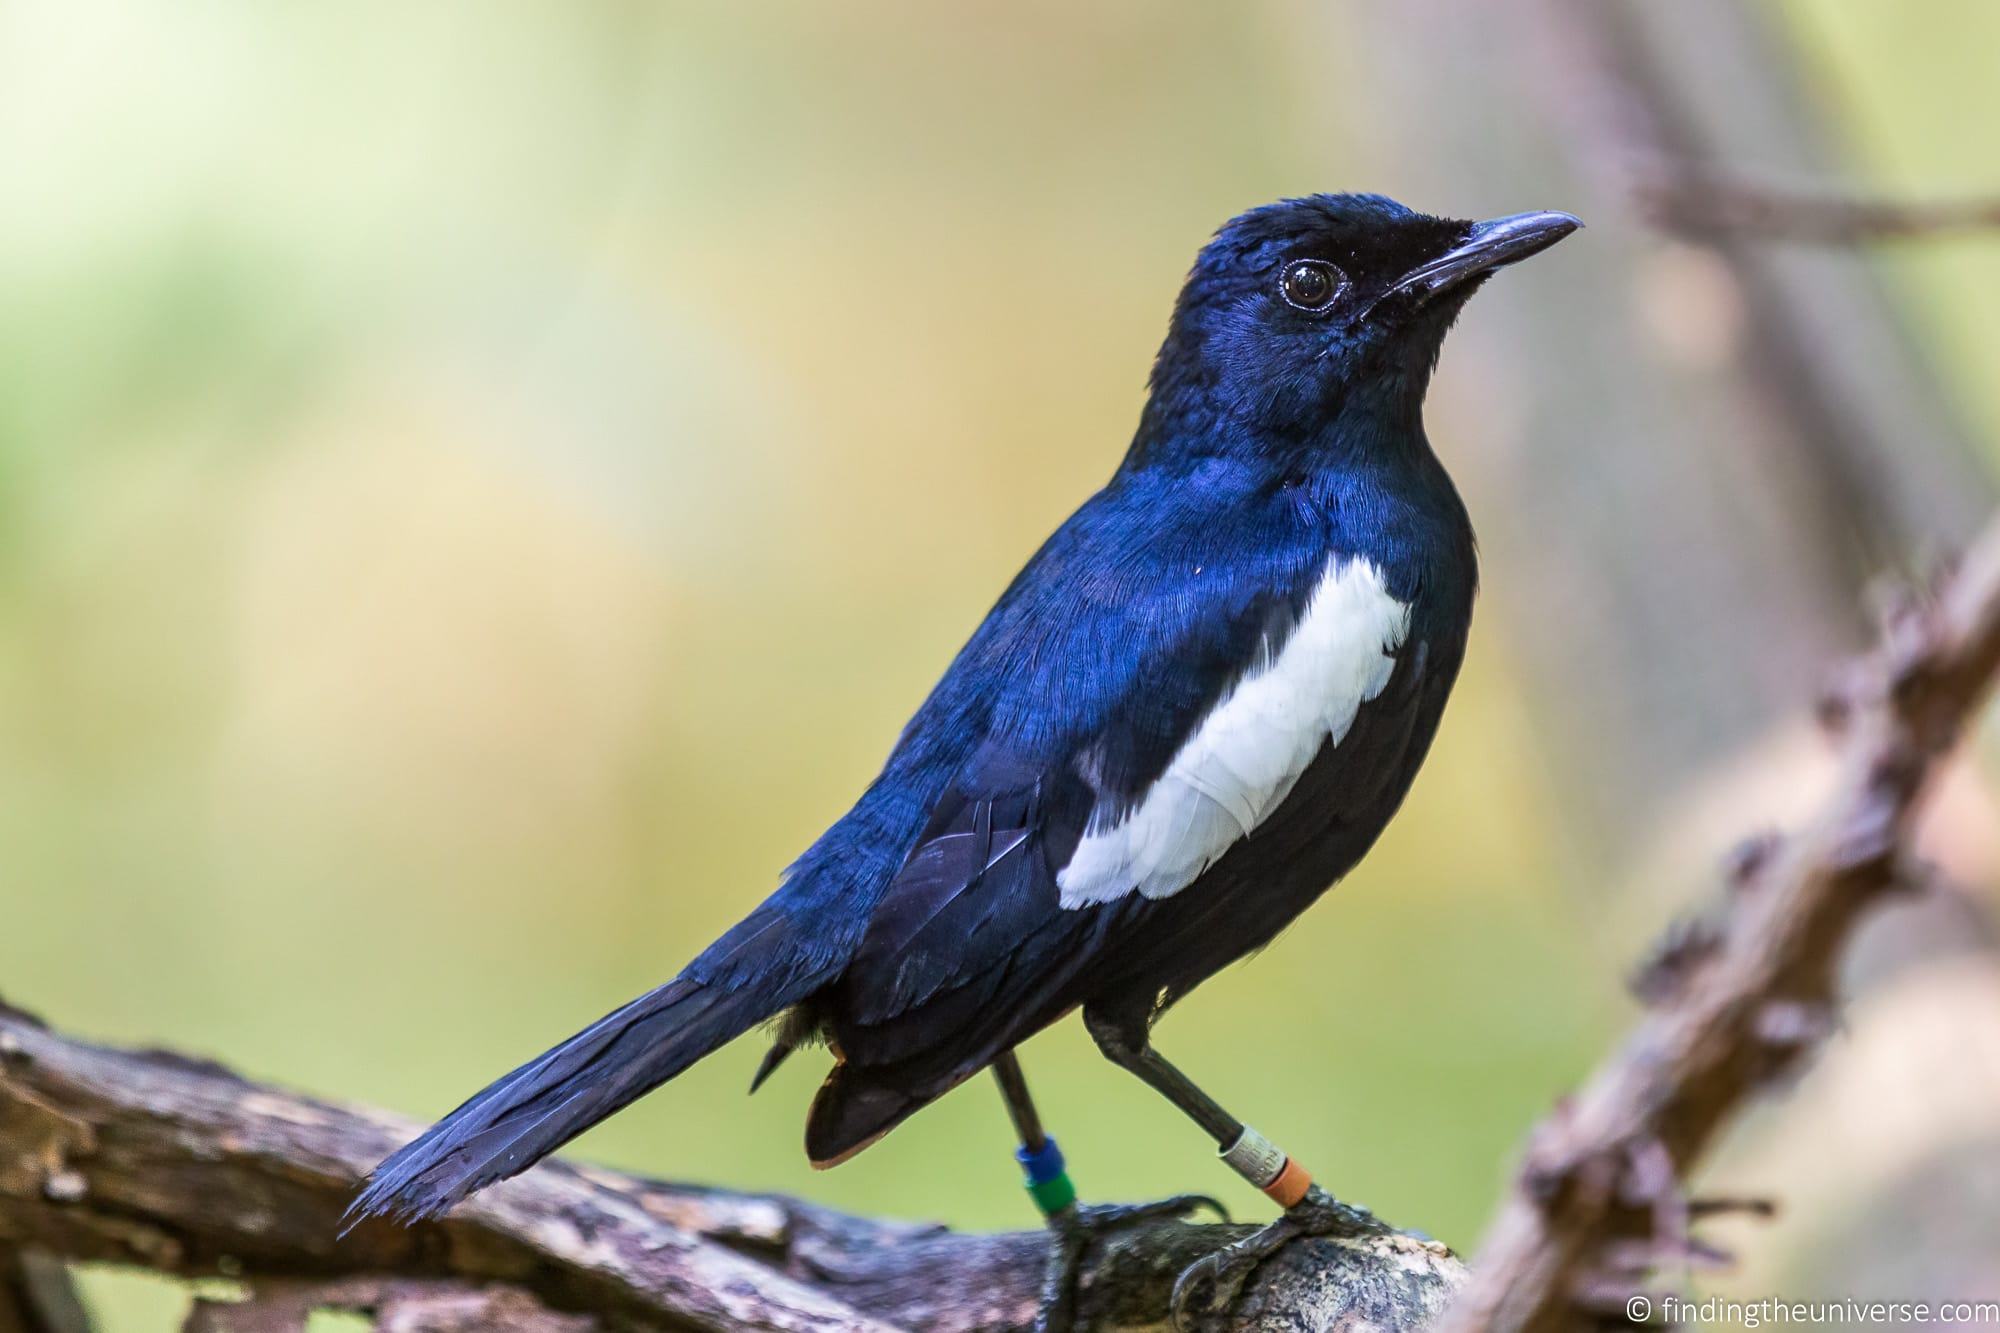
1387, 210, 1582, 305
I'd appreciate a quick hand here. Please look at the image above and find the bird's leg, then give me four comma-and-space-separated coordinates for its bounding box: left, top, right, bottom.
990, 1051, 1222, 1333
1080, 1009, 1381, 1330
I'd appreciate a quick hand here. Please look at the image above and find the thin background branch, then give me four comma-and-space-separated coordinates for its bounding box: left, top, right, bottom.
1639, 171, 2000, 244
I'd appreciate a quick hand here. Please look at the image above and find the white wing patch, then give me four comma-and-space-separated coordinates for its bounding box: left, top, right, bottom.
1055, 557, 1411, 909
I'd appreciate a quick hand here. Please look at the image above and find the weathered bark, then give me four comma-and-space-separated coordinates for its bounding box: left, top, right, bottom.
0, 1002, 1463, 1332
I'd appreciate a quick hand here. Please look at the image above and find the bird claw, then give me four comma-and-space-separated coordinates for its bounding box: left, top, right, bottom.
1035, 1194, 1227, 1333
1066, 1193, 1228, 1232
1170, 1186, 1380, 1331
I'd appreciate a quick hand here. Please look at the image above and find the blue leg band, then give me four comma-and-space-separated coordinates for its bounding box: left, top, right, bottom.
1016, 1135, 1076, 1215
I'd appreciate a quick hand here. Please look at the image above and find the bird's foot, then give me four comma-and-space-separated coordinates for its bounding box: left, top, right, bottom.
1169, 1185, 1382, 1331
1035, 1195, 1226, 1333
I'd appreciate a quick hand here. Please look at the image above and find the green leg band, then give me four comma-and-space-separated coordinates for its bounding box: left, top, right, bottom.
1027, 1170, 1077, 1216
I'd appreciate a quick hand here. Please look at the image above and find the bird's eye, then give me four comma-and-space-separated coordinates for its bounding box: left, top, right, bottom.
1279, 259, 1344, 312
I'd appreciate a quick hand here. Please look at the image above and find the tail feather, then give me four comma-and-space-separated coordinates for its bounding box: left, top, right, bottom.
346, 974, 783, 1228
348, 904, 832, 1224
805, 1060, 983, 1169
806, 1065, 922, 1168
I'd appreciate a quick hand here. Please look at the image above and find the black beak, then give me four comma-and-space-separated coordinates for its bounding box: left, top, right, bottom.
1388, 210, 1582, 305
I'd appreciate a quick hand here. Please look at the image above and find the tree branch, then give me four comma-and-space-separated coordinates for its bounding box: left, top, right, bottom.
1637, 170, 2000, 244
1444, 517, 2000, 1331
0, 1001, 1462, 1332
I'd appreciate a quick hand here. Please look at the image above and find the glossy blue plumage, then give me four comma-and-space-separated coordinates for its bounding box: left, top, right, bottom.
349, 193, 1575, 1223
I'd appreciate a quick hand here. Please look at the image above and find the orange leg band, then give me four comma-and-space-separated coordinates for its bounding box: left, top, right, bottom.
1262, 1157, 1312, 1208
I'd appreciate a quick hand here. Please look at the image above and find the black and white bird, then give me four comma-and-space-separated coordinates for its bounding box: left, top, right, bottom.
348, 193, 1579, 1326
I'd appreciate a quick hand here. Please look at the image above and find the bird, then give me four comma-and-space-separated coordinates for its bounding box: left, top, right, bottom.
346, 193, 1579, 1327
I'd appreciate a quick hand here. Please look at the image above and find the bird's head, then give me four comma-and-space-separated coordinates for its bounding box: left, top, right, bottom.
1138, 193, 1579, 453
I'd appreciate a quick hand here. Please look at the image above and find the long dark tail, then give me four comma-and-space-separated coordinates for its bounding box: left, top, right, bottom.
345, 911, 829, 1227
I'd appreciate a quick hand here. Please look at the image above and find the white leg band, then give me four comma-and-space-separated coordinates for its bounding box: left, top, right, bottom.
1219, 1126, 1286, 1189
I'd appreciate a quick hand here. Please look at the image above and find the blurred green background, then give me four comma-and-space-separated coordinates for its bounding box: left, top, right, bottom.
2, 3, 1996, 1326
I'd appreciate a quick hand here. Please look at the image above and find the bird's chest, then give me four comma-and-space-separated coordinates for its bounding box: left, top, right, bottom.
1056, 553, 1417, 907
